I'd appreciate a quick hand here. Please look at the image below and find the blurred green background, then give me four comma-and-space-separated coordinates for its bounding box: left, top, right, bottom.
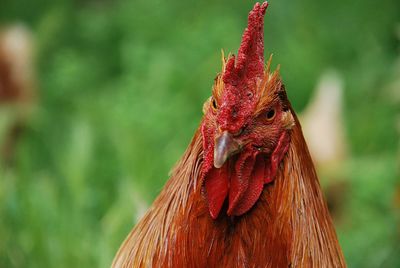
0, 0, 399, 267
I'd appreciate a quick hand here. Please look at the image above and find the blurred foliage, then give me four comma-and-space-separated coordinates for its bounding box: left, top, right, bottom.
0, 0, 399, 267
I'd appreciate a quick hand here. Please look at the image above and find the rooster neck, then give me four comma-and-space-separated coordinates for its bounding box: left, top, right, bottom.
112, 115, 346, 267
267, 113, 346, 267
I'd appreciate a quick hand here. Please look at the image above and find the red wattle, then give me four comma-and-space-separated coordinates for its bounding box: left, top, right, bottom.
204, 163, 229, 219
227, 151, 256, 216
228, 153, 265, 216
204, 130, 291, 218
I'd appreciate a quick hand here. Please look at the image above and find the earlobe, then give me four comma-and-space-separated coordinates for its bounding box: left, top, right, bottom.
281, 110, 295, 130
264, 131, 291, 184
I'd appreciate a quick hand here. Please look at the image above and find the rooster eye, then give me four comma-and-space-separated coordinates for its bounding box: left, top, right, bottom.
211, 97, 218, 110
266, 109, 276, 121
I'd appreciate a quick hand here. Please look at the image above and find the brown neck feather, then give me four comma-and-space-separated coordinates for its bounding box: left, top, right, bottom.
112, 114, 346, 267
272, 112, 346, 267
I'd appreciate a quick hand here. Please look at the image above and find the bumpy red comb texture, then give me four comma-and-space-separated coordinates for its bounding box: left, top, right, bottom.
223, 2, 268, 86
217, 2, 268, 133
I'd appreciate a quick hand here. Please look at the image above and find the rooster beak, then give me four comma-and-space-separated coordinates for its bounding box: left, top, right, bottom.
214, 131, 240, 168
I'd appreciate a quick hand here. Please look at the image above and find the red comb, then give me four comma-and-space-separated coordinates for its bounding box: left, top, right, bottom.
218, 2, 268, 133
223, 2, 268, 86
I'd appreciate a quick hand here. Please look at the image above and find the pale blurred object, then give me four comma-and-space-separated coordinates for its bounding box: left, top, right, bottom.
300, 70, 349, 221
300, 70, 348, 170
0, 24, 36, 166
0, 24, 35, 103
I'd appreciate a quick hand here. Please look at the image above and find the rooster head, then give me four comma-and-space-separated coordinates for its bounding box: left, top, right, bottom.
201, 2, 295, 219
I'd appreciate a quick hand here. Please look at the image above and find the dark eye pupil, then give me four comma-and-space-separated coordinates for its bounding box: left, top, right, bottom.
266, 109, 275, 119
212, 99, 218, 109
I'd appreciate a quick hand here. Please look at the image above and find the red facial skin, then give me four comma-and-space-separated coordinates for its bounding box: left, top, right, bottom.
202, 99, 291, 219
201, 2, 292, 219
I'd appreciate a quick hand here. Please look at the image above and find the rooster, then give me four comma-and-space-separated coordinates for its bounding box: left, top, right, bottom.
113, 2, 346, 267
